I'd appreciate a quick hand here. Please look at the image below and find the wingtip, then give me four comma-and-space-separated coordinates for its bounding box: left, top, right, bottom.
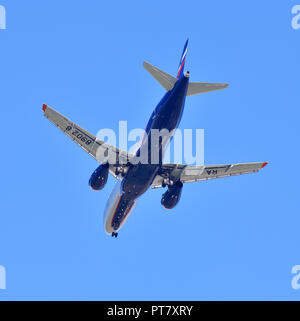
42, 104, 47, 112
261, 162, 268, 169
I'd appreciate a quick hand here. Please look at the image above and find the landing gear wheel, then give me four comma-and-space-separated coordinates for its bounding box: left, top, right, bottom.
112, 232, 118, 238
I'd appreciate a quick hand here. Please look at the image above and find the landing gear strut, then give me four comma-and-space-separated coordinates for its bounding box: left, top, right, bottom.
115, 166, 128, 177
112, 232, 118, 238
162, 178, 173, 188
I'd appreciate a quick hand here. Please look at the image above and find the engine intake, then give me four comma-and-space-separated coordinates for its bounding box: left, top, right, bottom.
89, 163, 109, 191
161, 181, 183, 209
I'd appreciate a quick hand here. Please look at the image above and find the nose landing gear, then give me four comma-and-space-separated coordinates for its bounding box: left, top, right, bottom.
112, 232, 118, 238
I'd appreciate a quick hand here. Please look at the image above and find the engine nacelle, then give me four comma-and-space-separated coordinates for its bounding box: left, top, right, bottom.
161, 181, 183, 209
89, 163, 109, 191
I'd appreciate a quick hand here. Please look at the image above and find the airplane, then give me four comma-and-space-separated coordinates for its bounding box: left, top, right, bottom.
43, 39, 268, 237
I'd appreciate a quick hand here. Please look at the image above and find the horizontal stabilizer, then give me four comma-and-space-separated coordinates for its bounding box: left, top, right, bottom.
187, 82, 229, 96
143, 61, 177, 91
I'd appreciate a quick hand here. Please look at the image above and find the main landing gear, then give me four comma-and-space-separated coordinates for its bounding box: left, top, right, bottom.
112, 232, 118, 238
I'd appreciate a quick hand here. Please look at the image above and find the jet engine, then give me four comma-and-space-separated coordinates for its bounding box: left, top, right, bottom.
161, 181, 183, 209
89, 163, 109, 191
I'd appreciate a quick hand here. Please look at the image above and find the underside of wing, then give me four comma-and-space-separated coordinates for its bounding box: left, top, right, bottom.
152, 162, 268, 188
187, 82, 229, 96
143, 61, 177, 91
43, 104, 134, 176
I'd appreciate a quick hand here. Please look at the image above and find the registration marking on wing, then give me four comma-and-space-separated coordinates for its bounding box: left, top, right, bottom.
65, 125, 94, 147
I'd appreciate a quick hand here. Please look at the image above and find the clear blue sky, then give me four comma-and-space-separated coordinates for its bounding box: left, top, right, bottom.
0, 0, 299, 300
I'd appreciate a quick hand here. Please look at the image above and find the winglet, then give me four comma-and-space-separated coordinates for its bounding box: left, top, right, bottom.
261, 162, 268, 169
42, 104, 47, 112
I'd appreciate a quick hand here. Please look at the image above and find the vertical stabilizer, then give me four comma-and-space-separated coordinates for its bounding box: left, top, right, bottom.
176, 39, 189, 79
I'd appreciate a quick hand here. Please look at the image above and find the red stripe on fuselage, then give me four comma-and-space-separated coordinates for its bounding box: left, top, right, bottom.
110, 196, 122, 228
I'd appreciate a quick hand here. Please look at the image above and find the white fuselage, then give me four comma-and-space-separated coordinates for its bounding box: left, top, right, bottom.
103, 179, 136, 234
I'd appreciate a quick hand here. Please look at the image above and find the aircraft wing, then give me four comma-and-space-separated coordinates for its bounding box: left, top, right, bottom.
152, 162, 268, 188
43, 104, 134, 176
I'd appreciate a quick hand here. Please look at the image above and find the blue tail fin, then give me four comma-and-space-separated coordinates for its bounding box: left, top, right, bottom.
176, 39, 189, 79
